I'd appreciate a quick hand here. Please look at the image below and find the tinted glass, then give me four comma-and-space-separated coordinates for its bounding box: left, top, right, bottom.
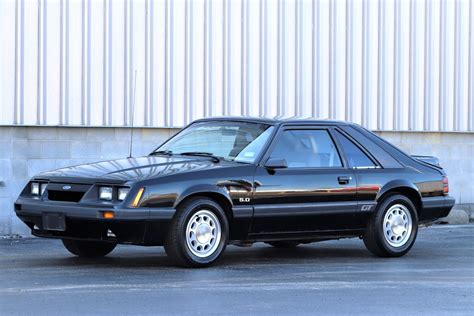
270, 130, 342, 168
340, 126, 403, 168
335, 131, 376, 168
155, 121, 274, 163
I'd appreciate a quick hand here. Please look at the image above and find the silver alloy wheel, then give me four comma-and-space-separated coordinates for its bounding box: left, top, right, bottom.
383, 204, 413, 247
185, 210, 222, 258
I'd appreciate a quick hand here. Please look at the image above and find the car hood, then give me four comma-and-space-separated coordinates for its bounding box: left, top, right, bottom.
35, 156, 225, 183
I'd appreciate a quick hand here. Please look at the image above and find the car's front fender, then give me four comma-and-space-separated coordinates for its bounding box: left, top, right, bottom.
174, 184, 233, 209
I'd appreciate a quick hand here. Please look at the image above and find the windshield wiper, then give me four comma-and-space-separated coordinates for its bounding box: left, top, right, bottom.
179, 152, 221, 163
149, 150, 173, 156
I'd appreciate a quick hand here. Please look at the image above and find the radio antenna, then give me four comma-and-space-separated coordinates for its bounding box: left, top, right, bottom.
128, 70, 138, 158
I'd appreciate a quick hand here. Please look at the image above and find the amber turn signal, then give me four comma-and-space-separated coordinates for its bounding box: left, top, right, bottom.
102, 211, 115, 219
131, 187, 145, 208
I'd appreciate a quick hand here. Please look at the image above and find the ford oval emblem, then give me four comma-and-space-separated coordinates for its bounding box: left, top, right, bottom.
62, 185, 72, 190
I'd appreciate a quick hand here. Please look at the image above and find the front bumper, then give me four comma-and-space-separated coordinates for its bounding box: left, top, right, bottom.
420, 196, 456, 222
15, 198, 176, 245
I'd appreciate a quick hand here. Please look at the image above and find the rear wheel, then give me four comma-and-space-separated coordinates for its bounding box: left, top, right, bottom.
363, 194, 418, 257
62, 239, 116, 258
164, 197, 229, 268
265, 241, 300, 248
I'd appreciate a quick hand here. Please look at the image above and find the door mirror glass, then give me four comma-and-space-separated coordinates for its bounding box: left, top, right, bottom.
264, 157, 288, 169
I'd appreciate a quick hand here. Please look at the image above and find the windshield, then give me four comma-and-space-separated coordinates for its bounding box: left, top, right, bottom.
153, 121, 275, 163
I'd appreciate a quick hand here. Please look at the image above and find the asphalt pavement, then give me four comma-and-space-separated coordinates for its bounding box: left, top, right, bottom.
1, 225, 473, 315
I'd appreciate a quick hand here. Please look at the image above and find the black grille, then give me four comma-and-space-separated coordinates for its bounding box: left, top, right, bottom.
45, 183, 91, 203
47, 190, 85, 202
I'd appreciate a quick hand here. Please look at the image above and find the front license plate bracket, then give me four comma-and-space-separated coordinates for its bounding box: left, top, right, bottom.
42, 213, 66, 231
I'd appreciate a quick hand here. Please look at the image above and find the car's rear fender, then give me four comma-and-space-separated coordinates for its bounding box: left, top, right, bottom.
376, 180, 422, 213
376, 181, 454, 223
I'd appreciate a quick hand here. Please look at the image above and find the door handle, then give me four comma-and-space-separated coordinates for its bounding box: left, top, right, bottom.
338, 176, 352, 185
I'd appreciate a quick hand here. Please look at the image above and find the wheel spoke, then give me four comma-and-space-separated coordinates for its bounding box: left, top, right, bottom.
185, 209, 222, 258
382, 204, 412, 248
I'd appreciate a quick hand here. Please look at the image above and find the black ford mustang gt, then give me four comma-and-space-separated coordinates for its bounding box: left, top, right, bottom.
15, 117, 455, 267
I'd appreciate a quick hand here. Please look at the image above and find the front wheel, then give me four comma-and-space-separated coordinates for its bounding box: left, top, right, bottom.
164, 197, 229, 268
363, 194, 418, 257
62, 239, 116, 258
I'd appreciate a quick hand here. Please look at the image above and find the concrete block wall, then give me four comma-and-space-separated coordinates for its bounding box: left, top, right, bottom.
0, 127, 472, 235
0, 126, 178, 235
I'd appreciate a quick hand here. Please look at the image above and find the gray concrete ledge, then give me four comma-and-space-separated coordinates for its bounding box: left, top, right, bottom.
1, 127, 473, 235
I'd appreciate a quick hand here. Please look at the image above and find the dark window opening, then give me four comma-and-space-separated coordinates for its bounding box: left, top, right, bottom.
335, 131, 377, 168
270, 129, 342, 168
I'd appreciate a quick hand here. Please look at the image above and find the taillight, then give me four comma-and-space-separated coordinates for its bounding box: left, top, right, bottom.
442, 176, 449, 195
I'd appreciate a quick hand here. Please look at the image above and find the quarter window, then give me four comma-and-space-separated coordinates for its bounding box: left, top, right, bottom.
269, 130, 342, 168
335, 131, 377, 168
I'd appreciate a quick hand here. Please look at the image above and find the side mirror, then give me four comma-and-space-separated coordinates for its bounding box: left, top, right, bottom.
264, 157, 288, 169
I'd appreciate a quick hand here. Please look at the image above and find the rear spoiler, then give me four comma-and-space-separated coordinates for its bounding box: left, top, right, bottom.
411, 155, 441, 168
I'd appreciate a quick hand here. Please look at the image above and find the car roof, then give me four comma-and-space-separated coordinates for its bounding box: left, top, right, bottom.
194, 116, 353, 126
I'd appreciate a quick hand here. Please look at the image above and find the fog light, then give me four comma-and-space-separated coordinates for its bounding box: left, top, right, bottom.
118, 187, 130, 201
31, 182, 39, 195
99, 187, 113, 201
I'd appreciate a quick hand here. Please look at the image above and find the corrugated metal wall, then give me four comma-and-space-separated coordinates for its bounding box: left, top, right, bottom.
0, 0, 473, 131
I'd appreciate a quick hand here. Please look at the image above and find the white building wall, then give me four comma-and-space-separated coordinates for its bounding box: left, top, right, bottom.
0, 0, 473, 131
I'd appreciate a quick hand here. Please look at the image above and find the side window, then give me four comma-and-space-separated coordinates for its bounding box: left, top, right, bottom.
270, 130, 342, 168
335, 130, 377, 168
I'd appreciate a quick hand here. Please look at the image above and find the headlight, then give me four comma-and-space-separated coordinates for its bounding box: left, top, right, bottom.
31, 182, 39, 195
118, 187, 130, 201
99, 186, 113, 201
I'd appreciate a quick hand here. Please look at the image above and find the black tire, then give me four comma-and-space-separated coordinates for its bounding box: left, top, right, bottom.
164, 197, 229, 268
363, 194, 418, 257
62, 239, 116, 258
265, 241, 300, 248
